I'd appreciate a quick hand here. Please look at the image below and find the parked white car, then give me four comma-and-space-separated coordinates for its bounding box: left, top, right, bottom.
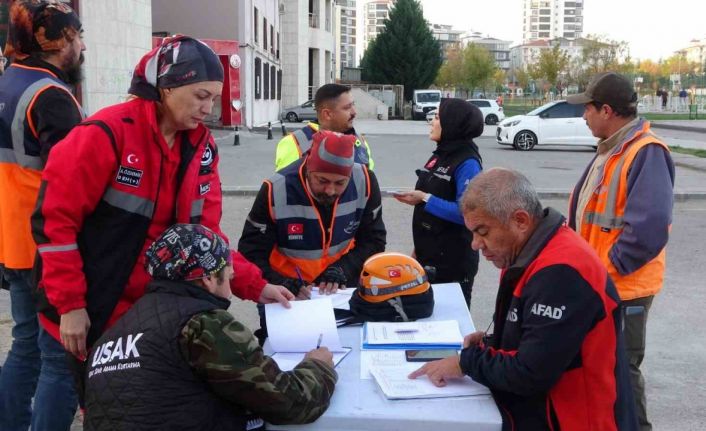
466, 99, 505, 125
496, 100, 596, 151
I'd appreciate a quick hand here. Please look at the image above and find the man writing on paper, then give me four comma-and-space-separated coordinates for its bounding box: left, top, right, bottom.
240, 130, 386, 339
84, 224, 337, 430
409, 168, 638, 431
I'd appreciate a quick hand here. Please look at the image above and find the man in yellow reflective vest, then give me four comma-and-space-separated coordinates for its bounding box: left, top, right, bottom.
567, 72, 675, 431
276, 84, 374, 171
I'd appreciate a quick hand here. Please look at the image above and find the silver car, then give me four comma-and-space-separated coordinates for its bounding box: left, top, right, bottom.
280, 100, 317, 122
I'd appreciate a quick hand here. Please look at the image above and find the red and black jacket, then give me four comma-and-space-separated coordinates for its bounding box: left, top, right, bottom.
32, 98, 265, 347
460, 208, 638, 431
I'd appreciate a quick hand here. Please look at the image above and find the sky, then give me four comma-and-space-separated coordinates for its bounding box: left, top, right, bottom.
414, 0, 706, 61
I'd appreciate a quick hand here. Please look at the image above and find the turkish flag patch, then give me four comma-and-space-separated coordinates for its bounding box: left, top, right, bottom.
425, 158, 437, 169
287, 223, 304, 235
388, 269, 401, 278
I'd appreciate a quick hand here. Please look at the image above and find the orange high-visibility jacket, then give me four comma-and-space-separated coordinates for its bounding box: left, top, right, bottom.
570, 121, 670, 300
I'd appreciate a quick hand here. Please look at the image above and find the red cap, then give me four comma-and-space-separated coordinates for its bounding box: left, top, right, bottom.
306, 131, 355, 177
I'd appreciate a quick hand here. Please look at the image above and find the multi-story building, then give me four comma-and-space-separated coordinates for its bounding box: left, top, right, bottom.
152, 0, 282, 129
336, 0, 357, 69
521, 0, 584, 43
680, 38, 706, 69
462, 32, 511, 71
363, 0, 394, 52
281, 0, 336, 107
430, 24, 464, 60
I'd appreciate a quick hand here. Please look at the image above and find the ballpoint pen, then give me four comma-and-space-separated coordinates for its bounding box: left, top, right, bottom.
295, 266, 309, 298
316, 333, 323, 349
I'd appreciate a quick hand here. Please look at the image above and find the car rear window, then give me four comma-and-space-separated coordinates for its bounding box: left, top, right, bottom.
471, 100, 491, 107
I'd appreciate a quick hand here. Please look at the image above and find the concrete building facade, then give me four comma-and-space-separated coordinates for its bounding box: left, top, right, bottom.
0, 0, 152, 116
337, 0, 357, 68
152, 0, 282, 129
363, 0, 393, 52
521, 0, 584, 43
281, 0, 335, 107
463, 32, 511, 71
430, 24, 463, 61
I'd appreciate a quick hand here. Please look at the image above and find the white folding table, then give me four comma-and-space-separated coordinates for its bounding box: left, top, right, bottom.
266, 283, 502, 431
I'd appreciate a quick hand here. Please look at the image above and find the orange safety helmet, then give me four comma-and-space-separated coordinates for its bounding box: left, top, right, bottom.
350, 252, 434, 322
358, 252, 430, 302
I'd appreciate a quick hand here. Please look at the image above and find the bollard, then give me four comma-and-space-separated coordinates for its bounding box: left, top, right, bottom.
267, 122, 273, 140
233, 126, 240, 146
281, 123, 287, 137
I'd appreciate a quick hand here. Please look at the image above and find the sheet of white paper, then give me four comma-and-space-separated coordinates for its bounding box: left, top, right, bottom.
369, 365, 491, 400
359, 350, 409, 379
266, 298, 343, 353
310, 288, 354, 310
271, 348, 352, 372
364, 320, 463, 345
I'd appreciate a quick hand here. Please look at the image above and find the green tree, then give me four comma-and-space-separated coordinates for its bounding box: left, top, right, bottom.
360, 0, 442, 100
530, 44, 569, 90
433, 43, 496, 95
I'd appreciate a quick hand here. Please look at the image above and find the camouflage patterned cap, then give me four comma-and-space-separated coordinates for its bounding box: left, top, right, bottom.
145, 224, 232, 281
4, 0, 82, 60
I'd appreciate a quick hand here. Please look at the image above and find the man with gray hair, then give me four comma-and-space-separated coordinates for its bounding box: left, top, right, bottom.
409, 168, 638, 430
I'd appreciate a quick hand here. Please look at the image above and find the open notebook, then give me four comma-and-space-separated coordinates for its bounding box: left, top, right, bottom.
265, 298, 351, 370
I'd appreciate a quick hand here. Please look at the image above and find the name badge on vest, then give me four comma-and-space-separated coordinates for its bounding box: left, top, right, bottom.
116, 165, 143, 188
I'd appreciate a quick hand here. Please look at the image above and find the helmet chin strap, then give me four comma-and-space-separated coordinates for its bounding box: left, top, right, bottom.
387, 297, 410, 322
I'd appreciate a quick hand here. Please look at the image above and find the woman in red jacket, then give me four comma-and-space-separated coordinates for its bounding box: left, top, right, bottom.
32, 36, 293, 361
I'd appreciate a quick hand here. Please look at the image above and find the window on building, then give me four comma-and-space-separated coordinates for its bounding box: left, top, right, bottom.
539, 8, 550, 15
264, 18, 268, 50
270, 25, 274, 54
277, 69, 282, 100
564, 32, 575, 38
263, 62, 270, 100
539, 16, 550, 22
539, 24, 550, 30
539, 32, 550, 37
254, 8, 259, 44
255, 57, 261, 99
270, 65, 276, 99
277, 32, 280, 59
564, 16, 575, 22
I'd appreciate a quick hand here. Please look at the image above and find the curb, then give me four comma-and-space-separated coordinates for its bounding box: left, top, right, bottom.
222, 187, 706, 201
651, 123, 706, 134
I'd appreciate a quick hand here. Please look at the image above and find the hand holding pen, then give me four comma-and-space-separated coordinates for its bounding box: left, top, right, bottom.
305, 333, 333, 366
294, 267, 312, 300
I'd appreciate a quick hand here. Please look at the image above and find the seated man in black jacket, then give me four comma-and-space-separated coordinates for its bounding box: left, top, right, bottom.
84, 224, 337, 430
409, 168, 638, 431
239, 130, 386, 339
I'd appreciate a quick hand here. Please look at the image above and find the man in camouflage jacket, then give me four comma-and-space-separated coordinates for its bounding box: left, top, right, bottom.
83, 224, 337, 430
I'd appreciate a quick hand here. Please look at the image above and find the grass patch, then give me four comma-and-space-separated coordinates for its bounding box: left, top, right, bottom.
643, 113, 701, 120
670, 146, 706, 158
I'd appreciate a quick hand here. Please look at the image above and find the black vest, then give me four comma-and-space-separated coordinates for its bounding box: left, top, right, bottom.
412, 144, 480, 283
84, 280, 250, 431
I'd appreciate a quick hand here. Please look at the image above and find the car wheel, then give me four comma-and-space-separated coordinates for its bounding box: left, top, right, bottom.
486, 114, 498, 125
513, 130, 537, 151
286, 112, 299, 122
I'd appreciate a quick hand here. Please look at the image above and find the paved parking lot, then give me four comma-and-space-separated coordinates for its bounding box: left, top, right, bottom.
2, 118, 705, 429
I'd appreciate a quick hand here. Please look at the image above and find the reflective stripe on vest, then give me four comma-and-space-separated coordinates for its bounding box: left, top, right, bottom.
102, 187, 155, 218
292, 127, 370, 166
270, 164, 367, 260
580, 125, 669, 300
190, 198, 205, 220
5, 78, 64, 170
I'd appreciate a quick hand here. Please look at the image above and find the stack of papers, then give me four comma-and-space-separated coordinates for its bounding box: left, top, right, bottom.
265, 298, 351, 370
369, 365, 491, 400
362, 320, 464, 350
